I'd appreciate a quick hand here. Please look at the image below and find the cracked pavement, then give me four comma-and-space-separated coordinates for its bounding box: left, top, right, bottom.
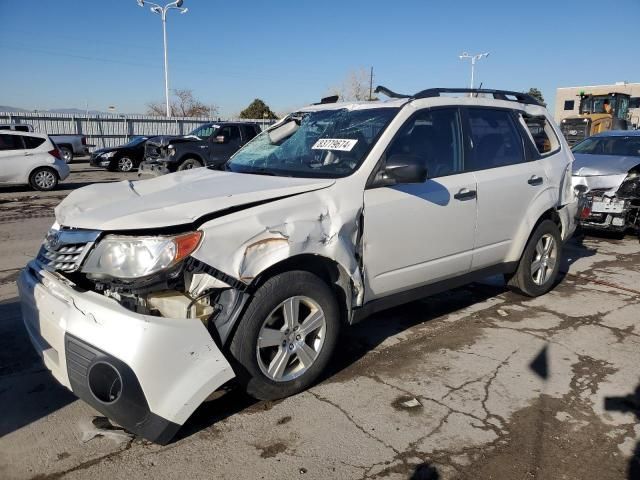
0, 164, 639, 479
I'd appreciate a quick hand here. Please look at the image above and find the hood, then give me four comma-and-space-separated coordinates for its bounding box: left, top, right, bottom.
146, 135, 200, 148
572, 153, 640, 177
55, 170, 335, 231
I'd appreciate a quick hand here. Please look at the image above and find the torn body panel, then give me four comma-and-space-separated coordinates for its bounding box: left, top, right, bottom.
191, 184, 366, 309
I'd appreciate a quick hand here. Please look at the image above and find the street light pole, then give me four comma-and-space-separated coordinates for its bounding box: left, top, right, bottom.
458, 52, 489, 92
136, 0, 189, 117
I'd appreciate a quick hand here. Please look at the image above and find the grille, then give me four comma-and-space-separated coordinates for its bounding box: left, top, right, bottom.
560, 120, 590, 146
36, 228, 101, 273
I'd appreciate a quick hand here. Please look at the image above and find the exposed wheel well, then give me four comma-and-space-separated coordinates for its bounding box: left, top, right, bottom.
251, 254, 352, 327
178, 155, 204, 165
536, 208, 562, 235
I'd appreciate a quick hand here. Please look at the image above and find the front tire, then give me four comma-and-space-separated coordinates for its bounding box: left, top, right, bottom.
507, 219, 562, 297
229, 271, 340, 401
177, 158, 203, 171
29, 167, 59, 191
116, 156, 134, 172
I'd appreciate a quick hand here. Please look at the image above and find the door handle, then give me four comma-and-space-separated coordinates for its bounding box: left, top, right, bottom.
454, 188, 476, 201
24, 152, 33, 156
528, 175, 543, 186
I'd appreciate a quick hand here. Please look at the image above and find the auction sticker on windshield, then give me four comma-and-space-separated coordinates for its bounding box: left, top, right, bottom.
312, 138, 358, 151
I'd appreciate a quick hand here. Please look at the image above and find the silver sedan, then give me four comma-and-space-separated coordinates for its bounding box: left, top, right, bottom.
572, 130, 640, 233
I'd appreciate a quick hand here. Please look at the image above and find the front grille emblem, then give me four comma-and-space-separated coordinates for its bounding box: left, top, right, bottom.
46, 230, 61, 249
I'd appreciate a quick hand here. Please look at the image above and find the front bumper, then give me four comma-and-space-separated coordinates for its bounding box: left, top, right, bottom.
18, 262, 235, 444
576, 194, 635, 232
138, 160, 170, 176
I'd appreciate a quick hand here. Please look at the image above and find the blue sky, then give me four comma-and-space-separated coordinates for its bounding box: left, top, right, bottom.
1, 0, 638, 117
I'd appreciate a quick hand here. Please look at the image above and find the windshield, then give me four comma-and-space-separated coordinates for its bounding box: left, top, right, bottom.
573, 136, 640, 156
189, 124, 218, 139
124, 136, 147, 147
226, 107, 399, 178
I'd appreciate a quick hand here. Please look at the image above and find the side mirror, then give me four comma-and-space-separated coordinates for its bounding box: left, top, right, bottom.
383, 154, 428, 184
215, 135, 227, 144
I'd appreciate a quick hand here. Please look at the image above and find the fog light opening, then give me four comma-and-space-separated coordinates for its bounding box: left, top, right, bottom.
88, 362, 123, 404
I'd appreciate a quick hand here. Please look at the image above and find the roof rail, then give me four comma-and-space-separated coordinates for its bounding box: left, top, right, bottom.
413, 88, 542, 105
374, 85, 542, 106
373, 86, 410, 99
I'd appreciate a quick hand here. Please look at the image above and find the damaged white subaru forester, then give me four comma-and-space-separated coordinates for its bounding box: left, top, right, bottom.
19, 87, 577, 443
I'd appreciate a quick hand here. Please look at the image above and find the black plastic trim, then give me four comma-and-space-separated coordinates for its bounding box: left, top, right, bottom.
65, 334, 180, 444
351, 263, 517, 323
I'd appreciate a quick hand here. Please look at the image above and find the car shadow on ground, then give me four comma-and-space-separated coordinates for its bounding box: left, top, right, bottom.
0, 298, 76, 438
178, 280, 509, 441
605, 382, 640, 479
179, 237, 602, 442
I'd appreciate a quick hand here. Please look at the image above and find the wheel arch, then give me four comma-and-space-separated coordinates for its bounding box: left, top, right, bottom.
28, 165, 59, 189
250, 254, 353, 328
506, 205, 562, 263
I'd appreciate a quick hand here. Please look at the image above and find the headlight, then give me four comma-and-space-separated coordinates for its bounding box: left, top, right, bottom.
167, 145, 176, 156
102, 151, 117, 159
82, 231, 202, 279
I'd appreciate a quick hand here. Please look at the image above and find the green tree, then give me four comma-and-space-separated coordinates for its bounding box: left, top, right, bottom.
239, 99, 278, 119
527, 88, 546, 107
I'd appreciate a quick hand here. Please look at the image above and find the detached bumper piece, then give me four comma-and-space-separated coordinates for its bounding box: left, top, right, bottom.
577, 194, 640, 232
138, 160, 170, 177
66, 334, 179, 444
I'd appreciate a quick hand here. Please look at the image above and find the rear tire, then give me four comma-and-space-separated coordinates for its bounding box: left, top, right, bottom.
59, 147, 73, 164
177, 158, 202, 171
29, 167, 59, 191
229, 271, 340, 401
507, 219, 562, 297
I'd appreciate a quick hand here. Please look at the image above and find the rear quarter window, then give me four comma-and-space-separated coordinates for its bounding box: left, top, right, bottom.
519, 113, 561, 156
23, 136, 46, 149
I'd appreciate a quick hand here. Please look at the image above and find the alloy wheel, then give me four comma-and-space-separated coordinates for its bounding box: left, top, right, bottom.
256, 296, 327, 382
34, 170, 56, 190
531, 233, 557, 286
118, 157, 134, 172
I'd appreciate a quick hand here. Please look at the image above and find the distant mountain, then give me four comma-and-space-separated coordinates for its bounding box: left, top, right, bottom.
0, 105, 117, 115
0, 105, 28, 112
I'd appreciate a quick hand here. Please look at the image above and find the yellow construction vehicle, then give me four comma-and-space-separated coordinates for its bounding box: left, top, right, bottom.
560, 92, 631, 146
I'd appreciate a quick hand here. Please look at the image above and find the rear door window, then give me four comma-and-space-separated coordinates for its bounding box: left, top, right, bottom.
466, 108, 525, 171
23, 136, 46, 149
0, 134, 24, 151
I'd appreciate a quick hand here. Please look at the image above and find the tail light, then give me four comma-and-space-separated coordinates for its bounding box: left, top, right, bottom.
579, 206, 592, 219
48, 148, 62, 160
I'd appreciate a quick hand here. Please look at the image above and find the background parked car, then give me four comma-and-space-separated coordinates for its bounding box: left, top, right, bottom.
48, 134, 91, 163
0, 130, 69, 191
572, 130, 640, 233
90, 136, 149, 172
139, 122, 260, 175
0, 124, 91, 163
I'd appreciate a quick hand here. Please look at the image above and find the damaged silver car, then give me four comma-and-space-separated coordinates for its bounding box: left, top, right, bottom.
18, 87, 576, 444
572, 130, 640, 233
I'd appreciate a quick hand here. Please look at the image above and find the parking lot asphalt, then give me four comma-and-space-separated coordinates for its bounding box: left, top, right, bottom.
0, 161, 639, 480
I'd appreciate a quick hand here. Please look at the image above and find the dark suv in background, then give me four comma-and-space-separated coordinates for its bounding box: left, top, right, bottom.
140, 122, 261, 175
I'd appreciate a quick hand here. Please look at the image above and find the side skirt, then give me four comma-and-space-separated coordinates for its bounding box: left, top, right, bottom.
351, 262, 517, 324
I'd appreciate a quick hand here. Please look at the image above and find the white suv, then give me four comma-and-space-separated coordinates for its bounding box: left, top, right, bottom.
18, 87, 576, 443
0, 130, 70, 190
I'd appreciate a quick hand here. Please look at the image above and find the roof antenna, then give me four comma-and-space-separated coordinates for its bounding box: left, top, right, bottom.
475, 82, 483, 98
